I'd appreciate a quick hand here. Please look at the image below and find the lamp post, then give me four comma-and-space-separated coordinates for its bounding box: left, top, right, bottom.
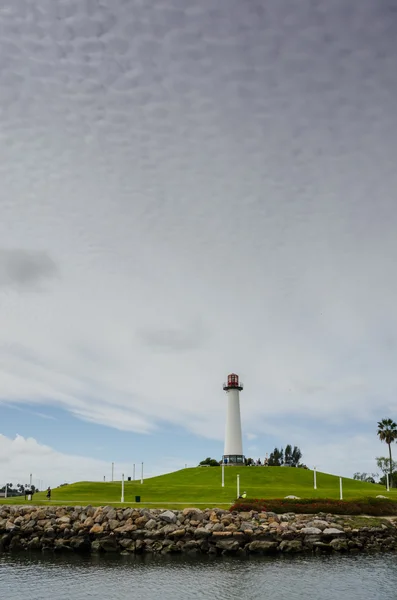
121, 473, 125, 503
314, 466, 317, 490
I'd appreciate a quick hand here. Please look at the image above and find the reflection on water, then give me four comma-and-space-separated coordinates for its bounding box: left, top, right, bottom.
1, 552, 397, 600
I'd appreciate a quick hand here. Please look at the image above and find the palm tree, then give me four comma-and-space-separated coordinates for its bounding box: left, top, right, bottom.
377, 419, 397, 488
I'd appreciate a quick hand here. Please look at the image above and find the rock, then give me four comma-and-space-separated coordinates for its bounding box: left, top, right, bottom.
105, 508, 117, 521
145, 519, 157, 530
212, 531, 233, 538
284, 495, 300, 499
90, 524, 104, 534
91, 540, 102, 553
376, 495, 388, 499
108, 519, 120, 531
99, 536, 119, 552
313, 541, 332, 553
182, 508, 203, 520
279, 540, 303, 553
216, 539, 240, 552
248, 541, 278, 553
194, 528, 211, 538
323, 528, 346, 538
169, 528, 186, 538
306, 520, 329, 530
114, 524, 137, 534
300, 527, 322, 535
330, 538, 349, 552
27, 537, 41, 550
83, 517, 94, 528
159, 511, 177, 524
57, 516, 71, 525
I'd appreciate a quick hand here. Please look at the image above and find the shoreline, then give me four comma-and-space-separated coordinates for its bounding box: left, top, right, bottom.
1, 505, 397, 556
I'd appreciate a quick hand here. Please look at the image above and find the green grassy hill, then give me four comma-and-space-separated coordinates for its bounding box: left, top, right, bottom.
1, 466, 394, 508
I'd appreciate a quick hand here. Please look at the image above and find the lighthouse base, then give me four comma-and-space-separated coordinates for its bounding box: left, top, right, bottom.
222, 455, 245, 465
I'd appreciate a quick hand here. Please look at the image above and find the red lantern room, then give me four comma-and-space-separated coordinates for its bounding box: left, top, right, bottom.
223, 373, 243, 391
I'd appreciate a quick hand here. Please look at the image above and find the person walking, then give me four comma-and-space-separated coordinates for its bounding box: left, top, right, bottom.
46, 487, 51, 500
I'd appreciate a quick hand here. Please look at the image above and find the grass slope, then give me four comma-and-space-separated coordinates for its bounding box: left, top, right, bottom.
1, 467, 395, 508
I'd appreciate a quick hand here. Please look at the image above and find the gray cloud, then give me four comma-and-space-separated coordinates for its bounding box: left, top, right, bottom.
137, 319, 208, 352
0, 0, 396, 477
0, 249, 57, 289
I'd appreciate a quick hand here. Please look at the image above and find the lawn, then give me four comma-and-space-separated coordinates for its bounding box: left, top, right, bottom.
0, 466, 394, 508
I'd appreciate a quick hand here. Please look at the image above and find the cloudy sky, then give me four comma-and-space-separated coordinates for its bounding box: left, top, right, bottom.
0, 0, 396, 488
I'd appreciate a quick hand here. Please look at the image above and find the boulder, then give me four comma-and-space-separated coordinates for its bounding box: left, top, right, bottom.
300, 527, 322, 535
247, 541, 278, 554
159, 511, 177, 524
279, 540, 303, 553
108, 519, 120, 531
306, 520, 329, 530
330, 538, 349, 552
322, 528, 346, 538
90, 524, 104, 534
194, 528, 211, 538
215, 539, 240, 552
99, 536, 119, 552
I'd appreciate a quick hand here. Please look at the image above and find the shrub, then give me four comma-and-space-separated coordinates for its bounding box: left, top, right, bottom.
229, 497, 397, 516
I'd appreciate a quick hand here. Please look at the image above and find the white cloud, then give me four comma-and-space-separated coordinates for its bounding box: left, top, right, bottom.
0, 434, 183, 489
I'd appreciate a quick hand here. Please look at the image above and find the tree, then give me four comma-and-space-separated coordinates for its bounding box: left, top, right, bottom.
284, 445, 292, 466
268, 445, 302, 467
377, 419, 397, 488
376, 457, 397, 475
268, 447, 284, 466
291, 446, 302, 467
353, 472, 378, 483
199, 457, 220, 467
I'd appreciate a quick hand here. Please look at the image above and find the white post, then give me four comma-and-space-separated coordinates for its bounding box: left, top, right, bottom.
4, 483, 7, 499
222, 463, 225, 488
314, 466, 317, 490
112, 462, 114, 482
386, 472, 390, 492
133, 464, 135, 481
141, 462, 144, 484
30, 473, 32, 487
103, 476, 105, 482
339, 477, 343, 500
121, 473, 125, 503
237, 474, 240, 498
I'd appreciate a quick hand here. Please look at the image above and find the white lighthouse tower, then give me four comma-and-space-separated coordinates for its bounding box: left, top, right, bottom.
222, 373, 245, 465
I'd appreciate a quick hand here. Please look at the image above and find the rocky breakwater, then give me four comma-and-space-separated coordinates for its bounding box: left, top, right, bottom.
1, 505, 397, 556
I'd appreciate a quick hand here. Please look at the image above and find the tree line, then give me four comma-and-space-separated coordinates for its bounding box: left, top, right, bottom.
0, 483, 38, 497
199, 444, 304, 467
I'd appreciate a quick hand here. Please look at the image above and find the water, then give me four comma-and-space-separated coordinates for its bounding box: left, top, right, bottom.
1, 553, 397, 600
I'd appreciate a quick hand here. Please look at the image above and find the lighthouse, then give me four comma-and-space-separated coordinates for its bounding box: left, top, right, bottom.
222, 373, 245, 465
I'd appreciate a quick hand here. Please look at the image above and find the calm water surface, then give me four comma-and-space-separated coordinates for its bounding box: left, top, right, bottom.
1, 552, 397, 600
